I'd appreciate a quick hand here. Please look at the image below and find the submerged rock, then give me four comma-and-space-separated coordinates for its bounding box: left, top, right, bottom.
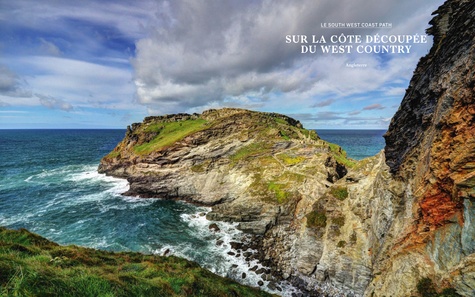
208, 223, 220, 232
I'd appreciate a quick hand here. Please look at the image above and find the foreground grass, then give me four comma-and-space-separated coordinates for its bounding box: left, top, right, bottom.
0, 227, 273, 297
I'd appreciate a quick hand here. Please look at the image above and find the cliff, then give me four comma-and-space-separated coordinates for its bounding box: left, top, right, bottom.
375, 0, 475, 295
98, 0, 475, 296
99, 108, 349, 236
99, 108, 360, 294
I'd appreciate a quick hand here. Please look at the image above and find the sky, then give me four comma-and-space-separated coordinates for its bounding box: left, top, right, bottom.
0, 0, 445, 129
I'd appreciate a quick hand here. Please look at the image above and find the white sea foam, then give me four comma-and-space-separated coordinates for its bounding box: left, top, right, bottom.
0, 212, 35, 226
120, 196, 159, 207
177, 210, 301, 297
16, 162, 301, 295
23, 164, 129, 203
66, 165, 130, 194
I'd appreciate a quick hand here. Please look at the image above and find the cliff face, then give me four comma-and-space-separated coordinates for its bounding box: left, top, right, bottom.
99, 0, 475, 296
377, 0, 475, 295
99, 107, 376, 295
99, 108, 348, 236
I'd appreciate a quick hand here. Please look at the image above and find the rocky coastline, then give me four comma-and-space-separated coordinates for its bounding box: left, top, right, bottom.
99, 0, 475, 296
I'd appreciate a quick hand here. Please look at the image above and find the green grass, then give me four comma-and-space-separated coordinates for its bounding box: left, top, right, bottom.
332, 216, 345, 227
134, 119, 208, 154
106, 151, 120, 159
267, 182, 290, 204
299, 129, 318, 140
0, 227, 274, 297
230, 142, 272, 165
279, 131, 290, 141
328, 143, 356, 168
190, 160, 212, 173
277, 153, 305, 166
330, 186, 349, 201
306, 210, 327, 229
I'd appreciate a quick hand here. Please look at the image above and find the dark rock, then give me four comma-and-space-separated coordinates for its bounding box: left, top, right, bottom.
256, 268, 267, 275
267, 281, 278, 291
209, 223, 220, 232
230, 241, 243, 250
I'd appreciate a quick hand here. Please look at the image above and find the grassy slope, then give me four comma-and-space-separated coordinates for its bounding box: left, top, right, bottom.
0, 227, 273, 297
134, 119, 209, 155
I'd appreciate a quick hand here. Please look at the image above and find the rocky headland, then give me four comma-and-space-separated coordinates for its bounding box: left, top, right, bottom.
99, 0, 475, 296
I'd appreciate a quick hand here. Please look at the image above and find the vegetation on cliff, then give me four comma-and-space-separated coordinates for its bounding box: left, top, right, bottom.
99, 108, 352, 208
0, 227, 273, 297
98, 107, 358, 293
103, 109, 319, 161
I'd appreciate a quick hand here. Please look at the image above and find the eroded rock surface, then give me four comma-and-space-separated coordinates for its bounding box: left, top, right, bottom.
374, 0, 475, 296
99, 0, 475, 296
99, 108, 347, 235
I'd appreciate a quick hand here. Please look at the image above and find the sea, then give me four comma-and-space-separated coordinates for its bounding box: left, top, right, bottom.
316, 129, 386, 160
0, 129, 386, 296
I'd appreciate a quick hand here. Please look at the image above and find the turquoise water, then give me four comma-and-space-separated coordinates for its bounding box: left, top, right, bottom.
0, 129, 386, 295
316, 129, 386, 160
0, 130, 268, 289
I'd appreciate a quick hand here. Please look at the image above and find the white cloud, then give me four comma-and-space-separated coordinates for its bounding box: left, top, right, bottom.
11, 56, 137, 110
39, 38, 62, 56
0, 1, 158, 40
132, 0, 444, 115
0, 65, 32, 98
363, 103, 385, 110
37, 94, 73, 111
0, 0, 446, 129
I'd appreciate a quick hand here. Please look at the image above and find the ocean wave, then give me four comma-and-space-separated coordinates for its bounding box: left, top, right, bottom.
24, 164, 130, 196
178, 211, 300, 296
10, 161, 301, 295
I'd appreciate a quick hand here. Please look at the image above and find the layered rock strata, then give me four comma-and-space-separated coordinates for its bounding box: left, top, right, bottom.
375, 0, 475, 295
99, 0, 475, 296
99, 108, 348, 236
99, 107, 359, 294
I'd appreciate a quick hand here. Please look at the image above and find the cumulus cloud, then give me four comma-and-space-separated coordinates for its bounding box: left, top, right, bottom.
13, 56, 137, 110
37, 94, 73, 111
0, 1, 157, 41
0, 0, 445, 128
133, 0, 443, 114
